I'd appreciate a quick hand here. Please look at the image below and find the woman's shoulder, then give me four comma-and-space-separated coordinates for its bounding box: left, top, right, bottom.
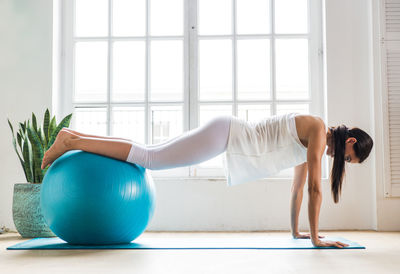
295, 113, 325, 131
294, 114, 326, 146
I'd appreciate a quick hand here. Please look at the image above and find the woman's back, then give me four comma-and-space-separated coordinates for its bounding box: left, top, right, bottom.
223, 113, 310, 186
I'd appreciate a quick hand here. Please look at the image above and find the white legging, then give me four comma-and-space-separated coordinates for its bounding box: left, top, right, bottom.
126, 115, 232, 170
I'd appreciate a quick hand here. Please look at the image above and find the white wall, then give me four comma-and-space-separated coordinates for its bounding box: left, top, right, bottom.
0, 0, 53, 229
322, 0, 377, 230
0, 0, 397, 232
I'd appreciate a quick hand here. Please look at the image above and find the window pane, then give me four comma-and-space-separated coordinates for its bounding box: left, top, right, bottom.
199, 0, 232, 35
150, 0, 183, 36
74, 42, 108, 102
72, 107, 107, 135
198, 105, 232, 168
237, 0, 270, 34
112, 41, 146, 102
75, 0, 108, 37
151, 105, 183, 145
150, 40, 183, 101
199, 105, 232, 125
238, 104, 271, 123
237, 39, 270, 100
275, 39, 309, 100
111, 106, 145, 143
112, 0, 145, 36
276, 104, 309, 115
275, 0, 308, 34
199, 39, 232, 101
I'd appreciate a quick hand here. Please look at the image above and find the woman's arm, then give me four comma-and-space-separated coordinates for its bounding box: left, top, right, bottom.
291, 162, 325, 239
306, 124, 348, 248
290, 162, 307, 237
307, 157, 323, 245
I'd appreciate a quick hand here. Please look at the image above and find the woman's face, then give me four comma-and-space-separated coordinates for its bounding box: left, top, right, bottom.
326, 129, 359, 163
344, 138, 360, 163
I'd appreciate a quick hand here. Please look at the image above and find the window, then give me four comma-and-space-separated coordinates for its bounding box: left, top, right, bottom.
60, 0, 325, 179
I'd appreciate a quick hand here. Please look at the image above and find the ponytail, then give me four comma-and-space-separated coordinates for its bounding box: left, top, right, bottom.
329, 125, 373, 203
330, 125, 348, 203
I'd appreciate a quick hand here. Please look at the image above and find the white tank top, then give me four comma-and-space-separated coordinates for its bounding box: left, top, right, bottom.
222, 112, 308, 186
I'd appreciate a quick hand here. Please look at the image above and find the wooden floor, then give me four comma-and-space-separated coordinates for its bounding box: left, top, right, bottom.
1, 231, 399, 274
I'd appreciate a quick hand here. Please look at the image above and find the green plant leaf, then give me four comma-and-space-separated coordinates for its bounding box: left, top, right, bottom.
18, 128, 27, 151
27, 127, 44, 183
38, 128, 46, 149
7, 119, 19, 157
32, 113, 38, 132
48, 116, 56, 144
19, 158, 29, 182
8, 118, 30, 181
47, 113, 72, 149
16, 132, 22, 149
20, 122, 26, 133
11, 135, 19, 159
18, 141, 28, 183
7, 119, 14, 134
39, 127, 47, 149
18, 123, 25, 135
22, 139, 33, 183
15, 134, 30, 182
64, 113, 73, 127
43, 108, 50, 142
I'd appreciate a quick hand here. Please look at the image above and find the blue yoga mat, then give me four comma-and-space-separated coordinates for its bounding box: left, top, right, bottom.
7, 236, 365, 250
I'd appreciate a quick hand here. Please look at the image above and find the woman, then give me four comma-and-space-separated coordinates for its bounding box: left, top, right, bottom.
41, 112, 373, 248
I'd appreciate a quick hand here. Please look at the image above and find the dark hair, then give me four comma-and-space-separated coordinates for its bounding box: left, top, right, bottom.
329, 125, 373, 203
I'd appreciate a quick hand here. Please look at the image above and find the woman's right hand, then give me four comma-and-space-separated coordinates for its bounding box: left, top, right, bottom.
312, 239, 349, 248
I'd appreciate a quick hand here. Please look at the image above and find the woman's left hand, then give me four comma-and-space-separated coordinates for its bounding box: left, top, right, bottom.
293, 233, 324, 239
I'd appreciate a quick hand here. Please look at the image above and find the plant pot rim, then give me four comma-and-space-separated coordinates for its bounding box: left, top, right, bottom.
14, 183, 42, 187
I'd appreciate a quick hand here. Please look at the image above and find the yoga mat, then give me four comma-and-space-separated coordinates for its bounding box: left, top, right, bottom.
7, 236, 365, 250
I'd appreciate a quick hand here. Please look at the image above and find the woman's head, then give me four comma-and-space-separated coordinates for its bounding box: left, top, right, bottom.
327, 125, 373, 203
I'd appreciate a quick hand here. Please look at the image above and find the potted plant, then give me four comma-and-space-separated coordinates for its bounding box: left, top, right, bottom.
7, 109, 72, 238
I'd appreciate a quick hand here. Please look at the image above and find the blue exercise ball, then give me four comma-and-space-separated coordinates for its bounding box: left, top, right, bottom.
40, 150, 156, 245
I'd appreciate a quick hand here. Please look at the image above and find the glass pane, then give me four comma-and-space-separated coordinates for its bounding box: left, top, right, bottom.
199, 39, 232, 101
237, 0, 270, 34
238, 104, 271, 123
276, 104, 309, 115
199, 105, 232, 125
150, 0, 183, 36
75, 0, 108, 37
150, 40, 183, 101
111, 106, 145, 143
112, 0, 145, 36
72, 107, 107, 135
151, 105, 183, 145
74, 42, 108, 102
275, 39, 309, 100
237, 39, 270, 100
199, 0, 232, 35
198, 105, 232, 168
275, 0, 308, 34
112, 41, 146, 102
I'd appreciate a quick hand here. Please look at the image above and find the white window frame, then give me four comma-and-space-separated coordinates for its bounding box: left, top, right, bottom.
58, 0, 327, 180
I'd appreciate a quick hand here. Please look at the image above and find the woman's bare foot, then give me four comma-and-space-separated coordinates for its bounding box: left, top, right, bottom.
41, 129, 80, 169
63, 127, 85, 137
